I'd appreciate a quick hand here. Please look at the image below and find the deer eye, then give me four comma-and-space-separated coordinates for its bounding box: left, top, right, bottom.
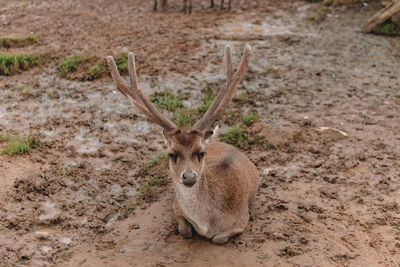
198, 152, 206, 162
168, 153, 178, 163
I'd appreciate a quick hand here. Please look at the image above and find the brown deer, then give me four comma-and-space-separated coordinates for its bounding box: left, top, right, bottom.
106, 45, 258, 244
154, 0, 231, 13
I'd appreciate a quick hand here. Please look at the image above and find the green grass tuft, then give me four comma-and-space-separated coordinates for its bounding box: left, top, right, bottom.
0, 34, 38, 49
233, 91, 248, 103
58, 55, 89, 76
0, 37, 22, 48
2, 135, 34, 155
196, 98, 213, 115
374, 20, 400, 36
0, 134, 11, 142
148, 176, 161, 186
85, 62, 107, 81
115, 52, 129, 74
172, 108, 193, 128
242, 113, 259, 126
196, 90, 215, 115
27, 34, 39, 43
221, 125, 258, 149
0, 53, 40, 75
17, 85, 34, 97
150, 89, 183, 111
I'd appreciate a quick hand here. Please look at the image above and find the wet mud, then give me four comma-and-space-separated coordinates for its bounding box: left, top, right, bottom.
0, 0, 400, 266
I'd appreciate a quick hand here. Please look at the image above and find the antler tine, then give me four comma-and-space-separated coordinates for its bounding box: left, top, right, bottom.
225, 45, 233, 87
127, 53, 176, 131
193, 45, 251, 130
192, 45, 235, 131
107, 56, 163, 127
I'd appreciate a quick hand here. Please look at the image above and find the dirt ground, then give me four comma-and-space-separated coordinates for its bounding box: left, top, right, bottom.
1, 0, 400, 266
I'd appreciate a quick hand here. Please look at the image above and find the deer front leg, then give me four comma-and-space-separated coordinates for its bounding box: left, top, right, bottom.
154, 0, 158, 11
210, 0, 214, 8
173, 198, 192, 238
228, 0, 231, 10
220, 0, 224, 10
211, 228, 244, 245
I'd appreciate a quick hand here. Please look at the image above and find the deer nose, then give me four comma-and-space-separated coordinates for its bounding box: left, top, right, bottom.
182, 172, 197, 187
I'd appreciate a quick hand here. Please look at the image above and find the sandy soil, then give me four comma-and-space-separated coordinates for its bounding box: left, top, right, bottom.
1, 0, 400, 266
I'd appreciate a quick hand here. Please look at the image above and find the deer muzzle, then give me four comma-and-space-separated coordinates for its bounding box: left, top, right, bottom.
182, 172, 197, 187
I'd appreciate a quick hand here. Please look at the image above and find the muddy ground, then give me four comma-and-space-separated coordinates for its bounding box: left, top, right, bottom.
1, 0, 400, 266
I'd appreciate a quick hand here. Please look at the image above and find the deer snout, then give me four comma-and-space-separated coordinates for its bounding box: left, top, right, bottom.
182, 172, 197, 187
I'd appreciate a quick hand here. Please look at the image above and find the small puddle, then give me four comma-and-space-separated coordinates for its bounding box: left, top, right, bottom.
40, 128, 55, 136
133, 121, 152, 134
74, 134, 102, 154
35, 228, 57, 236
111, 184, 121, 193
39, 202, 60, 220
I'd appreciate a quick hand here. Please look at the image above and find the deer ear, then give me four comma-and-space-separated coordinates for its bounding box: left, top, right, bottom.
162, 129, 172, 148
203, 125, 219, 145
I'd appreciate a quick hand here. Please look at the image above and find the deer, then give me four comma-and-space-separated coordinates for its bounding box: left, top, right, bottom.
154, 0, 231, 13
106, 45, 259, 244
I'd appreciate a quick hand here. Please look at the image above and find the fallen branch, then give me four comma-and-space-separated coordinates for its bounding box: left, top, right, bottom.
363, 0, 400, 33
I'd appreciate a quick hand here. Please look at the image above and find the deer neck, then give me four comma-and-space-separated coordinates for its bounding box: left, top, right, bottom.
172, 164, 211, 204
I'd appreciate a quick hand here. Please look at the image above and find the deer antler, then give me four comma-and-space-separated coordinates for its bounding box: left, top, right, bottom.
193, 45, 251, 130
107, 53, 177, 131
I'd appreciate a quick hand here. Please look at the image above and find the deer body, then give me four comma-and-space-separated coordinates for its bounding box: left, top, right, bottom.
173, 141, 258, 243
107, 45, 258, 244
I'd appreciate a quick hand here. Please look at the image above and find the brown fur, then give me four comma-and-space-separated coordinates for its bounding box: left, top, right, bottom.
166, 131, 259, 244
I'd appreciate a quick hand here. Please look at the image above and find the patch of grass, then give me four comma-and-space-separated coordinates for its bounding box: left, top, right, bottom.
115, 52, 128, 74
150, 89, 183, 111
140, 152, 167, 174
120, 204, 136, 219
306, 0, 322, 2
58, 55, 90, 76
172, 108, 193, 128
222, 125, 251, 149
148, 176, 161, 186
267, 143, 276, 149
233, 91, 248, 103
1, 135, 34, 155
0, 34, 38, 49
85, 61, 107, 81
0, 37, 22, 48
321, 6, 330, 12
27, 34, 39, 43
17, 85, 34, 97
242, 113, 259, 127
0, 53, 40, 75
221, 125, 261, 149
0, 134, 11, 142
373, 20, 400, 36
196, 90, 215, 115
196, 98, 213, 115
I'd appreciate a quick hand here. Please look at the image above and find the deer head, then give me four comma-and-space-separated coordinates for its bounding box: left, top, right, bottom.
107, 45, 251, 187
